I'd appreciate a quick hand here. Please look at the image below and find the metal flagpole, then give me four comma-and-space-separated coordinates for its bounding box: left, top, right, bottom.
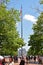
20, 5, 23, 39
20, 5, 23, 56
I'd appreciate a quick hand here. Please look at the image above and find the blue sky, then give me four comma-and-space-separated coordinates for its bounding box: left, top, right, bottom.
7, 0, 43, 51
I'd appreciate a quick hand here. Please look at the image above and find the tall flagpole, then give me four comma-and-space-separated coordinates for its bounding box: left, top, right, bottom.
20, 5, 23, 39
20, 5, 23, 56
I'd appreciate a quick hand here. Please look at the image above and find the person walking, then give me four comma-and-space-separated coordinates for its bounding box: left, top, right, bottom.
19, 56, 25, 65
9, 56, 14, 65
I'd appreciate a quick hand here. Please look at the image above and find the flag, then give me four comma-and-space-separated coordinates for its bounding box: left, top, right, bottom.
20, 5, 22, 16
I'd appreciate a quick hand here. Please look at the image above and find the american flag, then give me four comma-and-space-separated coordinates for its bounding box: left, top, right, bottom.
20, 5, 22, 16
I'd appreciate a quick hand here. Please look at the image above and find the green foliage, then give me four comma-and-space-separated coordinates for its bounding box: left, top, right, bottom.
40, 0, 43, 4
0, 3, 25, 55
28, 12, 43, 55
0, 0, 9, 3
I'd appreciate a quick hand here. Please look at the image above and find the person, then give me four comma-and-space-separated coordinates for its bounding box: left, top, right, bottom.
34, 56, 36, 62
37, 55, 42, 64
9, 56, 14, 65
0, 59, 2, 65
2, 58, 5, 65
13, 55, 18, 63
26, 56, 29, 64
19, 56, 25, 65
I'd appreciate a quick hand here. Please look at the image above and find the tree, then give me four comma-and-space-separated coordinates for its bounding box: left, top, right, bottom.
40, 0, 43, 4
28, 12, 43, 55
0, 1, 25, 55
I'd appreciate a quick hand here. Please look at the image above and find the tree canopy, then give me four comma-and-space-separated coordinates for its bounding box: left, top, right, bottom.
40, 0, 43, 4
27, 0, 43, 56
0, 0, 25, 55
28, 12, 43, 55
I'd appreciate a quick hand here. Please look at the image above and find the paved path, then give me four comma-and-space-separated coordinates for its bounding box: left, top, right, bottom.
17, 58, 42, 65
14, 63, 41, 65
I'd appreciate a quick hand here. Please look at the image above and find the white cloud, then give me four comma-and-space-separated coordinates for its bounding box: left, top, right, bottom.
23, 14, 37, 24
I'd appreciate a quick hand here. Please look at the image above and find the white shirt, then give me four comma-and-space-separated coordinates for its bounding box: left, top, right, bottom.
9, 62, 14, 65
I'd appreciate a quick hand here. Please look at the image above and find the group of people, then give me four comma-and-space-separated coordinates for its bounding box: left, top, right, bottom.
19, 55, 43, 65
0, 56, 14, 65
0, 55, 43, 65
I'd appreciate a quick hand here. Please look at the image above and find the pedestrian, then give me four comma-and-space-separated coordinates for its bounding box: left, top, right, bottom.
0, 59, 2, 65
2, 58, 5, 65
26, 56, 29, 64
34, 56, 36, 62
14, 55, 18, 63
9, 56, 14, 65
37, 55, 42, 64
19, 56, 25, 65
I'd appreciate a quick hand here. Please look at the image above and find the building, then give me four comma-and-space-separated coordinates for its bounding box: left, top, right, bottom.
18, 48, 27, 57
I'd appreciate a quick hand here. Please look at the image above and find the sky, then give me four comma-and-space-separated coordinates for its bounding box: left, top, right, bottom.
7, 0, 43, 51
